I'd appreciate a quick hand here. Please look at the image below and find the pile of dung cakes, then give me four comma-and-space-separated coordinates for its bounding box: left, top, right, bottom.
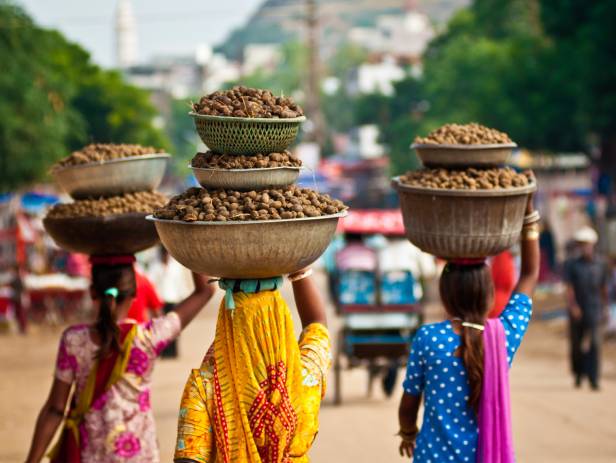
44, 144, 170, 256
392, 123, 536, 259
151, 86, 347, 279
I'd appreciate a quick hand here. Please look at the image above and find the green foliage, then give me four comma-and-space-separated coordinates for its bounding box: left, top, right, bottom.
0, 4, 84, 190
165, 98, 200, 175
0, 3, 169, 191
355, 79, 424, 175
227, 41, 307, 97
367, 0, 615, 176
72, 70, 169, 150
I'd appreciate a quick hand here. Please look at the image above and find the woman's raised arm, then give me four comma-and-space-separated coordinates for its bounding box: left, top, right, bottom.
174, 272, 216, 329
290, 270, 327, 328
515, 195, 540, 297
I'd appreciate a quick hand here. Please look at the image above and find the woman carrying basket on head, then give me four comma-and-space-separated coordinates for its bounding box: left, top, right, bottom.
25, 255, 215, 463
174, 268, 331, 463
397, 196, 540, 462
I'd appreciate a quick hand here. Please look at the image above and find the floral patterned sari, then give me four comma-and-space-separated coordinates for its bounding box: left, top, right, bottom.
52, 312, 181, 462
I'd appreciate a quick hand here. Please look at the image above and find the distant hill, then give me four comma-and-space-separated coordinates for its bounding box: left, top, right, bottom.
216, 0, 470, 60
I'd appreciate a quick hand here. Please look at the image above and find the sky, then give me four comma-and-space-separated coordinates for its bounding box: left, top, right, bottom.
18, 0, 263, 67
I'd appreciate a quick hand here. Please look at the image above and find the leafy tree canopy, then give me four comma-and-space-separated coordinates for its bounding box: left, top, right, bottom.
0, 3, 169, 191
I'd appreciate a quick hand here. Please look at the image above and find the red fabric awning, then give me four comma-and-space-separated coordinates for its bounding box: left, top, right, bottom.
339, 209, 405, 236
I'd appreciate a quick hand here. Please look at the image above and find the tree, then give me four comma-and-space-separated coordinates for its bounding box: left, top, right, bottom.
72, 70, 169, 150
355, 79, 425, 175
363, 0, 604, 177
0, 4, 84, 190
540, 0, 616, 180
0, 3, 169, 191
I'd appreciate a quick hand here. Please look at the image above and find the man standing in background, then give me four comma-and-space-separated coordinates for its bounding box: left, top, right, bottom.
148, 247, 194, 357
564, 226, 609, 390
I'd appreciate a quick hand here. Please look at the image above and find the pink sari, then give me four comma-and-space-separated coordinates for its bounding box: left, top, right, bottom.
477, 319, 515, 463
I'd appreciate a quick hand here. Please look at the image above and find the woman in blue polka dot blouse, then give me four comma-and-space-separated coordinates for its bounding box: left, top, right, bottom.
398, 196, 540, 462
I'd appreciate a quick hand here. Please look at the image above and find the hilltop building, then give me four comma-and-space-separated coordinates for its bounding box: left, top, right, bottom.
348, 1, 434, 60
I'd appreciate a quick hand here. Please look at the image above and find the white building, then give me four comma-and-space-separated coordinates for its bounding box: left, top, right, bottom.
348, 56, 406, 96
124, 45, 241, 98
349, 7, 434, 60
242, 44, 282, 75
115, 0, 138, 68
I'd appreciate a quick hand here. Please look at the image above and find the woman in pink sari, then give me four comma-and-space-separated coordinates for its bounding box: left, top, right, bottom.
25, 256, 214, 463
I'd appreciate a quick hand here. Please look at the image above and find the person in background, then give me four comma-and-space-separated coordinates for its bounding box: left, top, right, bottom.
539, 221, 556, 281
335, 232, 377, 272
489, 250, 516, 318
564, 226, 609, 390
127, 269, 163, 323
25, 255, 214, 463
11, 263, 26, 334
148, 248, 194, 357
334, 232, 378, 306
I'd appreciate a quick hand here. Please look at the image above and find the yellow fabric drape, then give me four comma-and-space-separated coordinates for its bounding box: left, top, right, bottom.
175, 290, 330, 463
47, 325, 138, 460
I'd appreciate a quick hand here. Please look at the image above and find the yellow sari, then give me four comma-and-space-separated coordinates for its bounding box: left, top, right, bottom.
175, 289, 330, 463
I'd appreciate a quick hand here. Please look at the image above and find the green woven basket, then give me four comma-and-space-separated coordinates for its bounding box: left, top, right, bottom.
190, 112, 305, 155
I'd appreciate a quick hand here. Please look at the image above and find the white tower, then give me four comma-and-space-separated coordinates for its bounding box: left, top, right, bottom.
115, 0, 137, 68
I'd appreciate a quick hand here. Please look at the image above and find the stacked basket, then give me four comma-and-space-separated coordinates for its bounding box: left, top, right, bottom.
149, 87, 347, 279
392, 124, 536, 259
44, 145, 170, 256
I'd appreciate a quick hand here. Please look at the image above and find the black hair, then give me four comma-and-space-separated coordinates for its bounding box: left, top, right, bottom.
91, 263, 136, 359
439, 262, 494, 412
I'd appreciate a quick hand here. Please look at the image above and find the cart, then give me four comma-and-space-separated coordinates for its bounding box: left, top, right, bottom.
330, 210, 426, 405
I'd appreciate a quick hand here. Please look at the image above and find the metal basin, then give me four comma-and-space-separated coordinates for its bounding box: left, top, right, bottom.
392, 177, 536, 259
412, 143, 516, 168
190, 165, 301, 191
149, 211, 346, 278
52, 154, 170, 199
44, 213, 159, 255
190, 112, 305, 155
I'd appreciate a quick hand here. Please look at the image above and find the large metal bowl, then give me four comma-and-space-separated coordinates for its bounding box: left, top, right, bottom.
190, 165, 301, 191
189, 112, 305, 155
392, 177, 536, 258
149, 211, 347, 278
52, 154, 170, 199
412, 143, 517, 167
44, 213, 159, 255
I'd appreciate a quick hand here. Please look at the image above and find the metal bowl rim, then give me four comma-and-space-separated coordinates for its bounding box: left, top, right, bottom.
189, 165, 303, 173
147, 210, 348, 226
44, 212, 151, 224
51, 153, 171, 174
392, 176, 537, 197
411, 143, 518, 150
189, 112, 306, 124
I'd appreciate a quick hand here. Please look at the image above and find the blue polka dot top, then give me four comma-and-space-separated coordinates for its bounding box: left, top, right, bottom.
403, 292, 532, 463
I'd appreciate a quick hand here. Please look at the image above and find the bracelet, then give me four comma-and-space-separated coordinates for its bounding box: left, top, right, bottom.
521, 223, 540, 241
288, 268, 313, 282
523, 210, 541, 225
397, 427, 419, 443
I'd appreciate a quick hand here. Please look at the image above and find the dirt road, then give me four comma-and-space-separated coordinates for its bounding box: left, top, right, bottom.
1, 275, 615, 462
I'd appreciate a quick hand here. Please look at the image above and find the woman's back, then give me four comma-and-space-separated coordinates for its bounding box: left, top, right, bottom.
403, 293, 532, 463
55, 313, 180, 462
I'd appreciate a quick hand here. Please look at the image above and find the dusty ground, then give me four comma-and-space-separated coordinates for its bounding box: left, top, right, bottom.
1, 273, 615, 462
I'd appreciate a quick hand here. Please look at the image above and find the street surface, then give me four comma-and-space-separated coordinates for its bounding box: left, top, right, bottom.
1, 273, 615, 462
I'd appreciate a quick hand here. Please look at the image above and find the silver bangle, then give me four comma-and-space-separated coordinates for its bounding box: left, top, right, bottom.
523, 210, 540, 225
288, 268, 313, 282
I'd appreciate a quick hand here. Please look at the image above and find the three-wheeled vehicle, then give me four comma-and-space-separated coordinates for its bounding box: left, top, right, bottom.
328, 209, 432, 405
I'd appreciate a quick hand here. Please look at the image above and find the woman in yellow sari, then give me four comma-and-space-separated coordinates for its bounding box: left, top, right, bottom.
174, 269, 330, 463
